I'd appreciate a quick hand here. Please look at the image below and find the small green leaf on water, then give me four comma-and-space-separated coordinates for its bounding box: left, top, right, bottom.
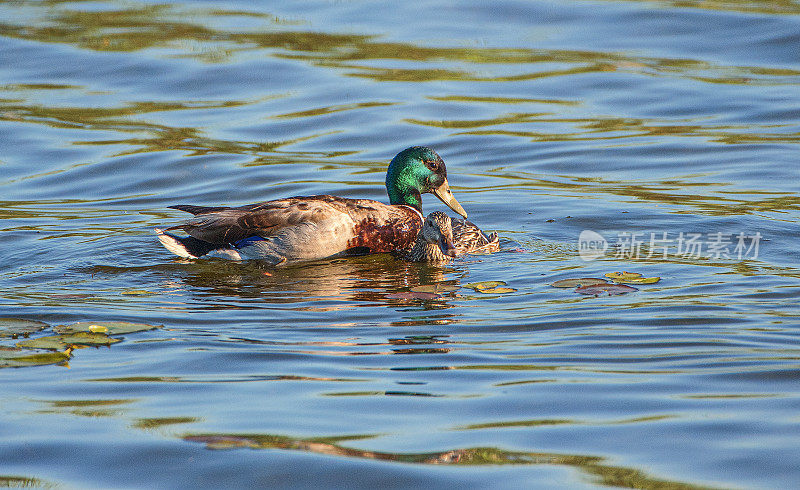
18, 332, 121, 350
551, 278, 608, 288
410, 284, 460, 294
604, 271, 660, 284
476, 287, 517, 294
17, 336, 68, 350
55, 321, 160, 335
615, 276, 660, 284
0, 318, 49, 339
463, 281, 506, 291
0, 346, 71, 368
604, 271, 642, 280
575, 284, 638, 296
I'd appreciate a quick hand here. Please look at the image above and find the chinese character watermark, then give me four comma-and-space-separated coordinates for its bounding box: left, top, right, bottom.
579, 230, 761, 261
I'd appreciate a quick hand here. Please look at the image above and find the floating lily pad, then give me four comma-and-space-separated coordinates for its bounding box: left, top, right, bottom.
410, 284, 460, 294
617, 276, 660, 284
551, 278, 609, 288
463, 281, 506, 290
575, 284, 638, 296
0, 318, 49, 339
604, 271, 642, 280
0, 346, 71, 368
55, 321, 160, 336
386, 292, 440, 300
18, 332, 121, 350
605, 271, 660, 284
476, 287, 517, 294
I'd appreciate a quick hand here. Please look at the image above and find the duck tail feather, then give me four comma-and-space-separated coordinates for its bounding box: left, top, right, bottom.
154, 228, 218, 258
169, 205, 228, 215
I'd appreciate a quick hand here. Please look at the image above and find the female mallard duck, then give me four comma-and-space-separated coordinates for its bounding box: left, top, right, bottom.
404, 211, 498, 263
451, 216, 499, 255
404, 211, 457, 263
155, 146, 468, 266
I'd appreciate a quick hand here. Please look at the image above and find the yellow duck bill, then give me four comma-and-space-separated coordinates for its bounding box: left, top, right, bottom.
431, 178, 468, 219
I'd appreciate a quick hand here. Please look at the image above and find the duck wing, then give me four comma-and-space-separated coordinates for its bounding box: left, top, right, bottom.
451, 217, 499, 255
168, 197, 319, 244
167, 195, 422, 257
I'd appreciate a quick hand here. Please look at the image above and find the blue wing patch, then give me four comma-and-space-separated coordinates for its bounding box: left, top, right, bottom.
234, 236, 267, 248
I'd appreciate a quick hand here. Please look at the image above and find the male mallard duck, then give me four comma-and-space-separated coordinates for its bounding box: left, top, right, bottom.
155, 146, 468, 266
404, 211, 499, 263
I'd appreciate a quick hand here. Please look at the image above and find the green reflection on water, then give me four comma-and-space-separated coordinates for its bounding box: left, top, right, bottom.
132, 416, 201, 430
457, 414, 675, 430
0, 475, 56, 488
35, 398, 135, 418
86, 374, 367, 383
458, 418, 573, 429
182, 432, 714, 489
467, 170, 800, 216
0, 96, 297, 158
609, 0, 800, 15
1, 2, 797, 86
46, 398, 135, 407
428, 95, 581, 106
273, 101, 396, 119
406, 113, 800, 145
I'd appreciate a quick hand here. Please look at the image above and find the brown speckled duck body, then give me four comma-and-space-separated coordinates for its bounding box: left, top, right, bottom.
155, 147, 468, 266
451, 216, 500, 255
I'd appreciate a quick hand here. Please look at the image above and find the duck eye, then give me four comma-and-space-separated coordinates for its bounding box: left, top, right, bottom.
426, 160, 438, 170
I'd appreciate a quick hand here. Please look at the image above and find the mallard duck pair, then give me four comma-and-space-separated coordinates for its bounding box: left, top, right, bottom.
156, 146, 498, 265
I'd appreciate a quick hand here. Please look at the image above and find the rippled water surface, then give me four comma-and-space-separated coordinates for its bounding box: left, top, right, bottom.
2, 1, 800, 488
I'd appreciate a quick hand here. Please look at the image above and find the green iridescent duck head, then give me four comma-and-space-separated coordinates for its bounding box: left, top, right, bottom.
385, 146, 468, 218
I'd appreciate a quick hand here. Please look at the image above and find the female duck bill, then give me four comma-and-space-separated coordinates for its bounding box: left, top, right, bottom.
440, 234, 457, 257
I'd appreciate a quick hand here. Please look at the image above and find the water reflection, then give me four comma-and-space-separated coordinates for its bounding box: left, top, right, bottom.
182, 432, 710, 488
0, 93, 313, 158
132, 416, 201, 430
1, 2, 796, 86
0, 475, 55, 488
409, 114, 800, 145
34, 398, 135, 418
609, 0, 800, 15
147, 254, 466, 309
2, 1, 799, 488
466, 171, 800, 216
86, 374, 366, 383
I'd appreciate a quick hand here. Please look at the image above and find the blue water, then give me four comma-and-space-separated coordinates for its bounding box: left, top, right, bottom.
1, 1, 799, 488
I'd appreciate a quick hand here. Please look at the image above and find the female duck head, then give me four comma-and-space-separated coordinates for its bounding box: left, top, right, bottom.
406, 211, 457, 263
385, 146, 467, 218
422, 211, 457, 257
